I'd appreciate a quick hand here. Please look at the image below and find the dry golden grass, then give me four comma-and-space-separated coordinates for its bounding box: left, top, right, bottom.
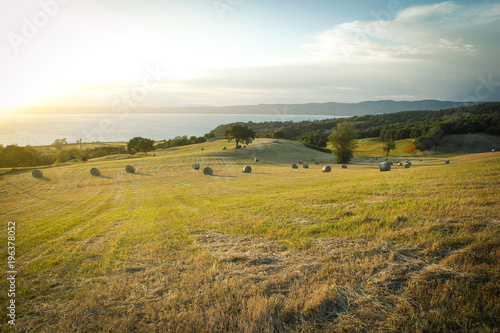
0, 139, 498, 332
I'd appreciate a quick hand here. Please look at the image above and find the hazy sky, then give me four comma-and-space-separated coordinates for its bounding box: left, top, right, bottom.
1, 0, 499, 111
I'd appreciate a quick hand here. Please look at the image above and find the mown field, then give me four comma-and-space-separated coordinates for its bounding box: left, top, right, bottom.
0, 138, 499, 332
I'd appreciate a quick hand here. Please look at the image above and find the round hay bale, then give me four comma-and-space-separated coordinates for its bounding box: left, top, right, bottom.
242, 165, 252, 173
32, 169, 43, 178
192, 163, 200, 170
341, 164, 347, 169
298, 160, 303, 164
492, 149, 495, 153
398, 162, 403, 166
125, 165, 136, 173
379, 162, 391, 172
420, 159, 423, 162
243, 145, 246, 148
445, 160, 450, 164
303, 164, 309, 169
395, 160, 400, 164
292, 163, 298, 169
405, 163, 411, 168
222, 147, 226, 150
201, 147, 204, 151
152, 154, 156, 157
254, 157, 259, 162
203, 167, 213, 175
405, 160, 410, 164
322, 166, 332, 173
90, 167, 101, 176
315, 160, 320, 165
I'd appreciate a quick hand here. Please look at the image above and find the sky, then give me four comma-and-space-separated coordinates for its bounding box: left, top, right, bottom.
0, 0, 499, 112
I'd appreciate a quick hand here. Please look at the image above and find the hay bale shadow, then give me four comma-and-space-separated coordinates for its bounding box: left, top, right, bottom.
97, 175, 114, 179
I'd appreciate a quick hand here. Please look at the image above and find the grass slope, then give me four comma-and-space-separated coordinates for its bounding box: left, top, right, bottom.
0, 139, 499, 332
355, 133, 500, 158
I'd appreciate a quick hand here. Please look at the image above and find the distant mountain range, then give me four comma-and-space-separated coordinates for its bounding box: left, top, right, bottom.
12, 100, 479, 117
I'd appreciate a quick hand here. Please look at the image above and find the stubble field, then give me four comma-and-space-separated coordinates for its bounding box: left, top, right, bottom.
0, 139, 499, 332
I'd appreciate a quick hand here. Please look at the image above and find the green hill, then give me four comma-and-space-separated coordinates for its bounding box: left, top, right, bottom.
355, 133, 500, 158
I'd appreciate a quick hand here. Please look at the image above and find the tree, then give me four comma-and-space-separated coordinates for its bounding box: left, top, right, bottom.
127, 137, 155, 155
380, 127, 397, 156
328, 122, 358, 164
273, 130, 284, 142
204, 132, 215, 140
382, 139, 397, 156
56, 148, 81, 162
302, 132, 328, 147
52, 138, 68, 150
224, 124, 256, 148
0, 145, 42, 167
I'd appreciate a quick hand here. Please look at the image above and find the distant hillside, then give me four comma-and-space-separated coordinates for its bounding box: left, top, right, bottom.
209, 103, 500, 140
10, 100, 476, 116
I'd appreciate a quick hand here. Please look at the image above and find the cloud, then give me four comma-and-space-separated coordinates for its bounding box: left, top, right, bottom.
3, 1, 498, 109
301, 1, 500, 63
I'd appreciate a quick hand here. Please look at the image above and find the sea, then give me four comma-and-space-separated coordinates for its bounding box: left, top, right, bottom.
0, 113, 340, 146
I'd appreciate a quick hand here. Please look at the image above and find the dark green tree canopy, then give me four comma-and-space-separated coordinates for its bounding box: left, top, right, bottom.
328, 122, 358, 164
224, 124, 256, 148
273, 130, 284, 142
127, 137, 155, 155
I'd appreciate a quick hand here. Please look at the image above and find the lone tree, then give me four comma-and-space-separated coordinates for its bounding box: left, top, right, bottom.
380, 128, 397, 156
328, 122, 358, 164
224, 124, 256, 148
127, 137, 155, 155
382, 139, 397, 156
273, 130, 284, 142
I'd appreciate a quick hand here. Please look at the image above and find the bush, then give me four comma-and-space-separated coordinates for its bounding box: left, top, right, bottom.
303, 143, 331, 153
0, 145, 47, 167
56, 149, 81, 162
90, 149, 108, 158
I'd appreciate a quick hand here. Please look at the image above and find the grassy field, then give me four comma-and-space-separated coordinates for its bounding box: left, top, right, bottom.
0, 138, 499, 332
355, 133, 500, 158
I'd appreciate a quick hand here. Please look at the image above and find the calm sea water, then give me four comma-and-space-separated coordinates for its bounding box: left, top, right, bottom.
0, 114, 339, 146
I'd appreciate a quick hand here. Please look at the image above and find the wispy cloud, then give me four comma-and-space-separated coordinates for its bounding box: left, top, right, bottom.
301, 1, 499, 63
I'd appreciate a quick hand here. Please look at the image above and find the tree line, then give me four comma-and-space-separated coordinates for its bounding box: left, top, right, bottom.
209, 103, 500, 150
1, 103, 498, 168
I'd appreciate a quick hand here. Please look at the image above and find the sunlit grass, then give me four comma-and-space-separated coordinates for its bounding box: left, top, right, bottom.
0, 139, 498, 332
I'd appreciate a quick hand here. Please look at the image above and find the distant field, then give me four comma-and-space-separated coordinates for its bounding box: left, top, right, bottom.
355, 133, 500, 158
0, 139, 498, 332
34, 142, 129, 155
